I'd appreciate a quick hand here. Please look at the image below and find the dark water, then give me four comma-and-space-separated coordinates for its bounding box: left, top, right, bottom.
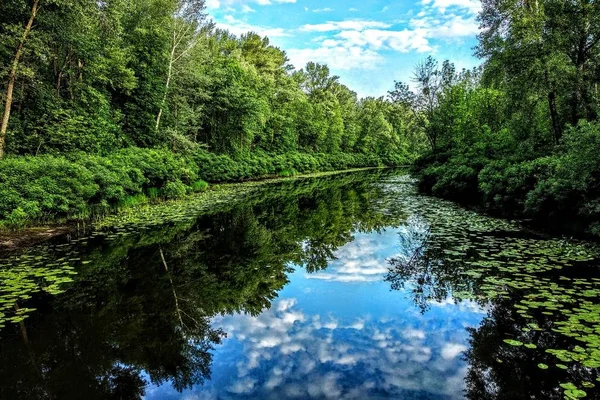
1, 170, 600, 400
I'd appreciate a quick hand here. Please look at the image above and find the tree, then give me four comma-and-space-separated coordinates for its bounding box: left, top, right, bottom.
390, 57, 457, 151
0, 0, 39, 158
155, 0, 207, 134
356, 97, 397, 156
477, 0, 600, 144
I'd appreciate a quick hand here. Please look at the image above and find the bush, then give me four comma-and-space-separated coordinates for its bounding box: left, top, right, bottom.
478, 158, 557, 217
415, 121, 600, 237
278, 168, 298, 177
524, 121, 600, 233
191, 180, 209, 193
161, 180, 189, 199
413, 148, 485, 204
0, 155, 98, 222
146, 187, 160, 199
430, 163, 480, 204
0, 148, 403, 227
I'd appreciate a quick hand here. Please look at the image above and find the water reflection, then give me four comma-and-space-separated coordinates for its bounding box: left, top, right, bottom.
0, 171, 404, 399
1, 171, 599, 399
383, 175, 600, 399
147, 229, 484, 400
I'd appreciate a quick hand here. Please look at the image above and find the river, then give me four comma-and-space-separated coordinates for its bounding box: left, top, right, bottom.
1, 169, 599, 399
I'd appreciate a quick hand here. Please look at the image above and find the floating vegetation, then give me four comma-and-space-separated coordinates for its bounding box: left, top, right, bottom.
0, 247, 78, 327
504, 339, 524, 347
0, 170, 389, 329
383, 174, 600, 398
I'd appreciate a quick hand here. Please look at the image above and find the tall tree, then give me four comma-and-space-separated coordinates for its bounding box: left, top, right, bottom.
0, 0, 39, 158
478, 0, 600, 144
155, 0, 207, 134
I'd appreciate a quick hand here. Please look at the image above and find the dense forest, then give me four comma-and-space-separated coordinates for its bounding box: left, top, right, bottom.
0, 0, 424, 227
407, 0, 600, 238
2, 0, 600, 237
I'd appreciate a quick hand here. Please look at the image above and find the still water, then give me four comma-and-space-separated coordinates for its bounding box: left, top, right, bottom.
1, 170, 600, 399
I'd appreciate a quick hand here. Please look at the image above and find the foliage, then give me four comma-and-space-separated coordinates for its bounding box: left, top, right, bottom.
0, 0, 421, 159
0, 148, 399, 227
0, 0, 417, 227
407, 0, 600, 236
191, 180, 209, 193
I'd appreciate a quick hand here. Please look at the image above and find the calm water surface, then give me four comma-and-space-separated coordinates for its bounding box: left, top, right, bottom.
1, 170, 600, 399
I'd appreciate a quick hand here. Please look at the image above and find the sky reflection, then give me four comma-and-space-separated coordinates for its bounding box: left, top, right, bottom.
144, 229, 486, 399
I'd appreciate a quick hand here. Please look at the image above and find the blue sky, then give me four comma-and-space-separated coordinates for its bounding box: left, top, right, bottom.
205, 0, 482, 98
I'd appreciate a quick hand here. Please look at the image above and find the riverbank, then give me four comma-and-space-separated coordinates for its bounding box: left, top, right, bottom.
0, 166, 388, 250
0, 147, 406, 231
412, 132, 600, 241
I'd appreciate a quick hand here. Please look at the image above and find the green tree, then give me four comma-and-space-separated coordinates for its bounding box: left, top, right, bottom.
0, 0, 39, 158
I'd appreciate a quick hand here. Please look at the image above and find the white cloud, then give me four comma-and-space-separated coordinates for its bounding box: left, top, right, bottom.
218, 15, 291, 37
301, 233, 396, 280
423, 0, 481, 14
336, 28, 433, 52
227, 377, 257, 394
410, 14, 479, 39
402, 328, 427, 340
289, 9, 480, 72
348, 318, 365, 330
210, 0, 297, 9
206, 0, 220, 9
441, 343, 468, 360
313, 8, 334, 13
300, 20, 392, 33
172, 294, 485, 400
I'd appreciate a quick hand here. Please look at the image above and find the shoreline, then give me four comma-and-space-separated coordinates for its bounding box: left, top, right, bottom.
0, 167, 389, 251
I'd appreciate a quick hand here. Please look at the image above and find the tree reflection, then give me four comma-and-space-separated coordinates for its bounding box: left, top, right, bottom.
465, 295, 600, 399
385, 216, 477, 313
385, 215, 600, 399
0, 170, 398, 399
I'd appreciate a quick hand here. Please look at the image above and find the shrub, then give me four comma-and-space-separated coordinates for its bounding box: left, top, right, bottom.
416, 121, 600, 237
146, 187, 160, 199
161, 181, 189, 199
117, 194, 149, 209
278, 168, 298, 177
478, 158, 557, 217
0, 148, 404, 227
0, 155, 98, 221
525, 121, 600, 233
191, 180, 209, 193
431, 163, 480, 204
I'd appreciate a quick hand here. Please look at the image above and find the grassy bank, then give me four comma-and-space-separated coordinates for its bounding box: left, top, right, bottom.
0, 148, 401, 229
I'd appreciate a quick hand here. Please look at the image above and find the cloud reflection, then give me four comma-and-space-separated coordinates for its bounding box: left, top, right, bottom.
145, 228, 485, 400
190, 296, 480, 399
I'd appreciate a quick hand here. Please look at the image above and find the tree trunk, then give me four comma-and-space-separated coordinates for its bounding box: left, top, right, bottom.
570, 35, 587, 125
0, 0, 39, 158
155, 34, 177, 133
548, 91, 562, 144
